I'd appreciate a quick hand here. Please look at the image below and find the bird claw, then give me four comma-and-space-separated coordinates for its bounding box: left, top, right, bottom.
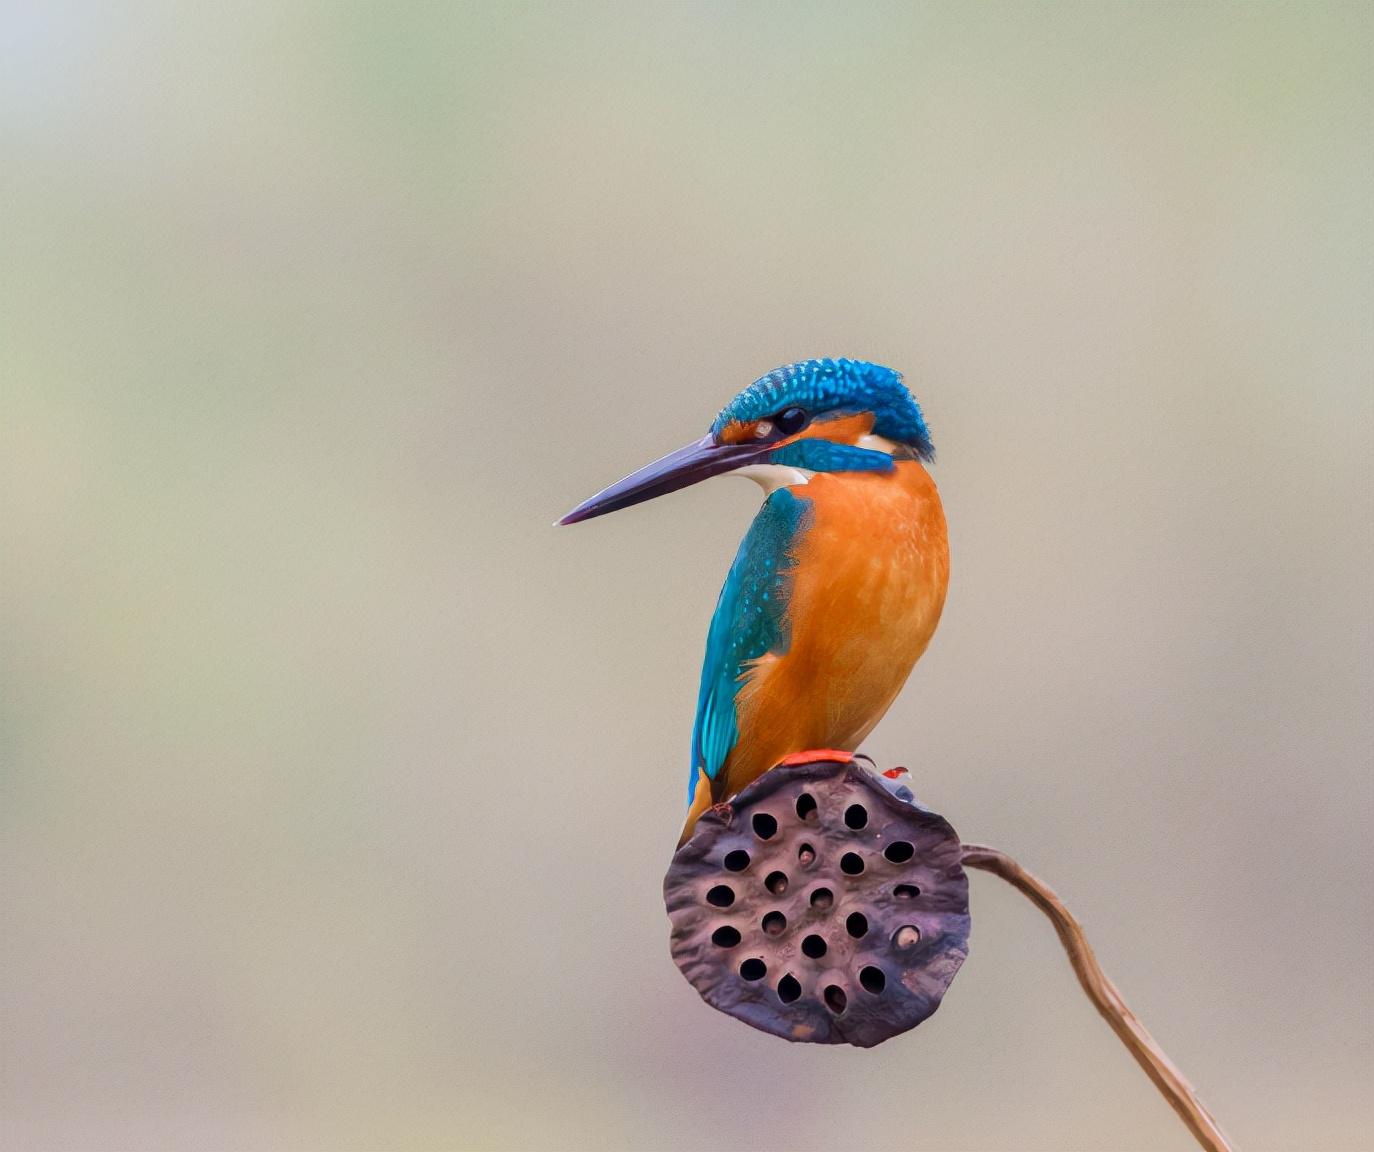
777, 748, 855, 767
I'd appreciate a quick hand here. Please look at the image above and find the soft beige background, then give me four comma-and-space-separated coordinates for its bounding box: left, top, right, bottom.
3, 3, 1371, 1150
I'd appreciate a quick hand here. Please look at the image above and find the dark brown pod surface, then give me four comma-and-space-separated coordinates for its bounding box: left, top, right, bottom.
664, 759, 969, 1047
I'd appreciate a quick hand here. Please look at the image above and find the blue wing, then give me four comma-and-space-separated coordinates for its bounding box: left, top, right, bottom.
688, 488, 811, 806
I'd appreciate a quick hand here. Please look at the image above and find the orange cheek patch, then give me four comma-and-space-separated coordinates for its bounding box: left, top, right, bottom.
786, 411, 874, 447
722, 411, 874, 448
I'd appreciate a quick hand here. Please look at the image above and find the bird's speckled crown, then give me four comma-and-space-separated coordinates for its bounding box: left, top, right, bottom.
711, 358, 934, 461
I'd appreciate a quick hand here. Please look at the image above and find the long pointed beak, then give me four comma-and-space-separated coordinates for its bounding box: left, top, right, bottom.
559, 435, 772, 525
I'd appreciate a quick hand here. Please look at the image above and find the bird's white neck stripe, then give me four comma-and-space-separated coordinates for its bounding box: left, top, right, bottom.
856, 433, 901, 454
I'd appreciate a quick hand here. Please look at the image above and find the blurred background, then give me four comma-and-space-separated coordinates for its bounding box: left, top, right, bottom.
3, 3, 1371, 1149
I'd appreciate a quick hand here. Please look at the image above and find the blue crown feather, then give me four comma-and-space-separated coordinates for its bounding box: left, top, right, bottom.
711, 357, 934, 461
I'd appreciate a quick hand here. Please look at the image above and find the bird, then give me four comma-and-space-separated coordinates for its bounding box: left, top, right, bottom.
560, 358, 949, 845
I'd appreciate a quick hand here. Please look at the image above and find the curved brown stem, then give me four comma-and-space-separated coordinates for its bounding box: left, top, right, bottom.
960, 844, 1234, 1152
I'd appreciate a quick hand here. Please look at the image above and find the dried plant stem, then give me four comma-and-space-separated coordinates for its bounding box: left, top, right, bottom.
960, 844, 1233, 1152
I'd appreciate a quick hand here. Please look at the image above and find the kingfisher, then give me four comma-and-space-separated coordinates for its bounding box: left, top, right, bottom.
561, 358, 949, 844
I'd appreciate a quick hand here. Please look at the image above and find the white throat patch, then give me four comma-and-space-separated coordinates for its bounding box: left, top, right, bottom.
734, 463, 813, 491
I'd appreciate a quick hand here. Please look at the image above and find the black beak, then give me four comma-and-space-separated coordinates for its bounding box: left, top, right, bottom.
559, 435, 773, 525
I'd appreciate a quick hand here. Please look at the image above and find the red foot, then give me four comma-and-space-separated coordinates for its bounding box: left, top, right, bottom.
777, 748, 855, 767
882, 766, 910, 779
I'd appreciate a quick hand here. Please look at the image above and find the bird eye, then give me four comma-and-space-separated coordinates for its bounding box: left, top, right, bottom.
775, 407, 808, 435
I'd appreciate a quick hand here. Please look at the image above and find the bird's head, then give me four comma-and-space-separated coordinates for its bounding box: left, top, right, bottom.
559, 358, 933, 524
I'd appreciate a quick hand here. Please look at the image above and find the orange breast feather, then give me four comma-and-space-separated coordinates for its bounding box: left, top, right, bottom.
719, 461, 949, 799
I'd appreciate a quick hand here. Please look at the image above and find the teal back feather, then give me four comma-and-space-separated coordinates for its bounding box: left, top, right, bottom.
688, 488, 812, 805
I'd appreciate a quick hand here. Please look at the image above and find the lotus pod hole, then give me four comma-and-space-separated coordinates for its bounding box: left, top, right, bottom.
860, 966, 887, 994
705, 884, 734, 908
894, 925, 922, 948
664, 758, 970, 1047
840, 852, 865, 875
711, 925, 741, 948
